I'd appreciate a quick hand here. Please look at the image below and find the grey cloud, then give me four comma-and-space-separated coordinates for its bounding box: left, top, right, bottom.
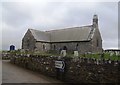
2, 2, 32, 28
2, 2, 118, 50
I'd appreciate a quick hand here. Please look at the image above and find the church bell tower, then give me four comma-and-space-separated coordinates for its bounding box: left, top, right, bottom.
93, 14, 98, 28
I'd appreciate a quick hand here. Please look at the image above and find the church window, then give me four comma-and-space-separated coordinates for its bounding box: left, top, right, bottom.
53, 45, 56, 50
63, 46, 67, 50
76, 44, 79, 50
43, 44, 45, 50
76, 43, 79, 47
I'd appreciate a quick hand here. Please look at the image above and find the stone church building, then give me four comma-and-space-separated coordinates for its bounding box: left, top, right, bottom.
22, 15, 102, 53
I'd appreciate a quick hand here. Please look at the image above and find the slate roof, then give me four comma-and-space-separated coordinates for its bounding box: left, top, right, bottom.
29, 25, 95, 42
29, 29, 50, 42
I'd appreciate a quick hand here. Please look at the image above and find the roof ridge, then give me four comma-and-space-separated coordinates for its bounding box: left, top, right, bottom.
27, 25, 94, 42
29, 28, 44, 32
29, 28, 49, 34
46, 25, 92, 32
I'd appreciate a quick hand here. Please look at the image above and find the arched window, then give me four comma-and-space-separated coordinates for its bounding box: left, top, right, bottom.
53, 45, 56, 50
43, 44, 45, 50
63, 46, 67, 50
76, 43, 79, 50
76, 43, 79, 46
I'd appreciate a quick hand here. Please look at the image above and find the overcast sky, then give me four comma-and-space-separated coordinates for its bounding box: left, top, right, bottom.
1, 0, 119, 50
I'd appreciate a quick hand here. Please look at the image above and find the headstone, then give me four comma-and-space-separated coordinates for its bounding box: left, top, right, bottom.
73, 51, 79, 62
74, 51, 79, 57
96, 59, 99, 65
108, 60, 111, 64
110, 52, 114, 56
27, 54, 30, 57
60, 50, 66, 57
114, 61, 118, 66
58, 56, 62, 60
115, 51, 119, 56
46, 67, 49, 70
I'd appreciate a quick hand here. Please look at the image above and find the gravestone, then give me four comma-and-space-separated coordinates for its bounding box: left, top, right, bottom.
96, 59, 99, 65
74, 51, 79, 57
110, 52, 114, 56
58, 56, 62, 60
60, 50, 66, 57
73, 51, 79, 62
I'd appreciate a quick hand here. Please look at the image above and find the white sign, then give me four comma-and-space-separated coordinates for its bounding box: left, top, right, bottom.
55, 61, 65, 69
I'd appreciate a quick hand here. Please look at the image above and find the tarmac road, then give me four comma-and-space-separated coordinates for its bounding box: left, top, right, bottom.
0, 59, 2, 84
2, 60, 63, 83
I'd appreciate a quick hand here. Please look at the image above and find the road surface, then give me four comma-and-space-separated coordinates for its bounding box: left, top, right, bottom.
2, 60, 63, 83
0, 59, 2, 84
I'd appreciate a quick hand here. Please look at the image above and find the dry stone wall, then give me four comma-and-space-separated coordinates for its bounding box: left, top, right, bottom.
9, 54, 119, 83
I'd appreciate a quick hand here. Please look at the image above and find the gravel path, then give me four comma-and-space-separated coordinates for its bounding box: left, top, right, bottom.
2, 60, 63, 83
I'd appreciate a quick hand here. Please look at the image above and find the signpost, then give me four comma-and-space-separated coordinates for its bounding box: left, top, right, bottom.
55, 60, 65, 80
55, 61, 65, 69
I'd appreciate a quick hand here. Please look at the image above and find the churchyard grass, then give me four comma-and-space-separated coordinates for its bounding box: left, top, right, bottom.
78, 53, 119, 61
2, 50, 120, 61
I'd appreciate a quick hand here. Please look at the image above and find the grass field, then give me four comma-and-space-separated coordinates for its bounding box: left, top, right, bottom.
79, 53, 120, 61
2, 50, 120, 61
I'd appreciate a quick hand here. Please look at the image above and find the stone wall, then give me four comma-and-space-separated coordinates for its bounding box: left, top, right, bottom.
34, 41, 93, 54
22, 29, 36, 51
35, 42, 50, 52
51, 42, 93, 54
91, 27, 102, 53
10, 54, 119, 83
22, 28, 103, 53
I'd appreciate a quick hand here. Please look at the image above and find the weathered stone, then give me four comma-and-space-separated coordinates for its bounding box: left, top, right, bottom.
9, 53, 119, 83
22, 15, 102, 54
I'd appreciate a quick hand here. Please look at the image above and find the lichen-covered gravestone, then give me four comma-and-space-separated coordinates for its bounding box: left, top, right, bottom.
60, 50, 66, 57
74, 51, 79, 57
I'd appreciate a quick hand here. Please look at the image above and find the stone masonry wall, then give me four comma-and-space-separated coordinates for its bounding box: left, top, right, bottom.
51, 42, 93, 54
35, 42, 50, 52
10, 54, 119, 83
22, 29, 36, 51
